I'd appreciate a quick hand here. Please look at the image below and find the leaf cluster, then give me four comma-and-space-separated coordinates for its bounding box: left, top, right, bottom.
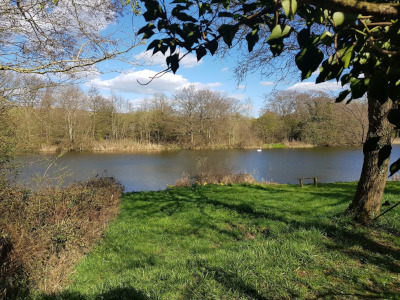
137, 0, 400, 175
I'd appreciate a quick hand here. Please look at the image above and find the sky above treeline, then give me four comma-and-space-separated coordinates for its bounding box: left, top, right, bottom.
84, 9, 345, 117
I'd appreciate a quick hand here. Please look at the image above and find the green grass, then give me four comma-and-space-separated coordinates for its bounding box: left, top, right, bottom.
265, 143, 286, 149
40, 182, 400, 299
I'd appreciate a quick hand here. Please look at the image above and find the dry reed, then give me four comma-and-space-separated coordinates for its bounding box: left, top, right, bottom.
174, 158, 259, 187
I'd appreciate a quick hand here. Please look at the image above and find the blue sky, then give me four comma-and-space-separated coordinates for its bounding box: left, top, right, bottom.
84, 12, 345, 117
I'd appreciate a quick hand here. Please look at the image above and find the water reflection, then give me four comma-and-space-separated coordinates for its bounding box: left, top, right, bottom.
17, 146, 400, 192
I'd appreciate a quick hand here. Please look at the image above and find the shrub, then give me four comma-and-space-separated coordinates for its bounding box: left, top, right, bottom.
174, 158, 259, 187
0, 177, 123, 296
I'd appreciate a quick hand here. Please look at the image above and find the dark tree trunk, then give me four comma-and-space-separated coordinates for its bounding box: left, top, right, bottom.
347, 94, 395, 224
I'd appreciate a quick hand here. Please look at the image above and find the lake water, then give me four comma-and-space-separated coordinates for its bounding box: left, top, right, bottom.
17, 146, 400, 192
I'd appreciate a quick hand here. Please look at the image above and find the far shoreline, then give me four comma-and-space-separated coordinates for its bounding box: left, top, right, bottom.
31, 137, 400, 154
33, 140, 356, 154
35, 137, 400, 154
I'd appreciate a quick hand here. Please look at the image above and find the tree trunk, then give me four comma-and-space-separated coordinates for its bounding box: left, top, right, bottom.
347, 94, 394, 224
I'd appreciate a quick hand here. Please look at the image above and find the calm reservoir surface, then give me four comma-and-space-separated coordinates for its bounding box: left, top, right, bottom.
18, 146, 400, 192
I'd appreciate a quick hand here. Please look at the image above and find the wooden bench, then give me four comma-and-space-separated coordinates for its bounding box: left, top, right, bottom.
298, 177, 318, 187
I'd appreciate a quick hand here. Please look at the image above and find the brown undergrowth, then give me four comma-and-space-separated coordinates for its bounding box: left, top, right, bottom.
0, 177, 123, 298
174, 158, 269, 187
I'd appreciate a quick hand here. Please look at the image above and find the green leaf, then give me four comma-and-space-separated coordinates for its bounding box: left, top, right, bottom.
268, 25, 292, 42
143, 0, 163, 21
336, 90, 351, 103
157, 20, 167, 31
175, 12, 197, 22
153, 42, 168, 55
318, 31, 333, 46
138, 23, 156, 39
218, 12, 233, 18
281, 0, 297, 20
297, 28, 310, 48
243, 3, 258, 13
337, 45, 354, 68
169, 39, 177, 54
340, 73, 352, 86
143, 10, 155, 22
218, 24, 238, 47
199, 3, 211, 16
295, 46, 324, 80
146, 39, 161, 51
270, 41, 284, 56
167, 53, 180, 73
350, 77, 370, 99
196, 47, 207, 61
316, 59, 343, 83
171, 4, 186, 15
205, 40, 218, 55
212, 0, 229, 9
181, 23, 201, 49
246, 30, 259, 52
389, 158, 400, 177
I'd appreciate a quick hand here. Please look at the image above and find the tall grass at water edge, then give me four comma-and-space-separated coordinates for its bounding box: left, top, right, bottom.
41, 181, 400, 299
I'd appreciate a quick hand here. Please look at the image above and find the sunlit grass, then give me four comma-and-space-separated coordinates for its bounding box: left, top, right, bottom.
265, 143, 286, 149
41, 182, 400, 299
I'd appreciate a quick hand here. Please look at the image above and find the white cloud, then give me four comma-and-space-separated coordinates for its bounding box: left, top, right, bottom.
193, 82, 223, 89
89, 69, 221, 95
221, 67, 229, 72
260, 81, 274, 86
127, 98, 146, 109
236, 85, 246, 89
135, 50, 202, 68
287, 81, 345, 92
90, 70, 188, 94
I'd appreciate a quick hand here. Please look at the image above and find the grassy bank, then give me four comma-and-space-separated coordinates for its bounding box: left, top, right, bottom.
261, 141, 314, 149
37, 139, 317, 154
39, 182, 400, 299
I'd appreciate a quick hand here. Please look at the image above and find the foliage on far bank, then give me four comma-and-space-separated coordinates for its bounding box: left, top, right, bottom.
42, 182, 400, 299
0, 177, 123, 298
2, 74, 369, 153
254, 91, 369, 147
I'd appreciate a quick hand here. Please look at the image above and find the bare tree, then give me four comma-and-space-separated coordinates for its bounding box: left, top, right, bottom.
56, 86, 88, 145
0, 0, 142, 76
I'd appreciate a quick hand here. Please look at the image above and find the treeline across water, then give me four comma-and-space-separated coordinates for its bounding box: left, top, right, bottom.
2, 76, 369, 153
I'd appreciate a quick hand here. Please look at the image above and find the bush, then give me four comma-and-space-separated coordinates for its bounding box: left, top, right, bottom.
0, 177, 123, 296
174, 158, 259, 187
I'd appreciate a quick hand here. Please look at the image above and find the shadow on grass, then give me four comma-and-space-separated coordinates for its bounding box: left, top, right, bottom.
70, 186, 399, 299
126, 187, 400, 271
211, 267, 269, 300
194, 187, 400, 277
317, 287, 400, 299
324, 227, 400, 274
40, 287, 149, 300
